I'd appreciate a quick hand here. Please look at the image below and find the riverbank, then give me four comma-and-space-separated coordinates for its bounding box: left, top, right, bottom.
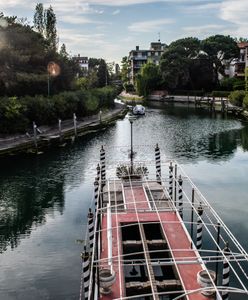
0, 103, 127, 157
118, 91, 144, 103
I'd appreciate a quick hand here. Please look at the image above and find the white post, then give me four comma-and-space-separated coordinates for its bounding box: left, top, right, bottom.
33, 121, 37, 150
73, 113, 77, 137
58, 119, 62, 141
107, 203, 112, 273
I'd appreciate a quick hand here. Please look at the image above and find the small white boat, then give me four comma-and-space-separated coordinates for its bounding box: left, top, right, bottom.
132, 104, 145, 115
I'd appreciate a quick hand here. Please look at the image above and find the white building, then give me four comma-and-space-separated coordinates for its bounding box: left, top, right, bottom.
128, 41, 166, 84
73, 54, 89, 73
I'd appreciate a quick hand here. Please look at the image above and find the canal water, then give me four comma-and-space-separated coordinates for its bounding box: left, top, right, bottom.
0, 104, 248, 299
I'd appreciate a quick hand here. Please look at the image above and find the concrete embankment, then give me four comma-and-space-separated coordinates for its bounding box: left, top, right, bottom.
149, 95, 246, 115
0, 103, 128, 157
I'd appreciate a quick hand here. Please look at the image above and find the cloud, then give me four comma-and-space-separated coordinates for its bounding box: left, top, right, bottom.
112, 9, 120, 15
58, 28, 125, 62
86, 0, 220, 6
60, 15, 101, 25
128, 18, 174, 32
183, 2, 221, 12
219, 0, 248, 36
182, 24, 226, 37
0, 0, 223, 9
59, 28, 106, 46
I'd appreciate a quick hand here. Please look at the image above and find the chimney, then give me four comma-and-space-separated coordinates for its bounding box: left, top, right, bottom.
136, 46, 139, 51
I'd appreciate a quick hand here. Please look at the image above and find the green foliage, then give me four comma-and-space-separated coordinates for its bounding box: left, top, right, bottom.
160, 35, 239, 91
202, 35, 239, 80
233, 80, 245, 90
0, 12, 78, 97
0, 86, 118, 133
243, 94, 248, 109
97, 59, 109, 87
219, 77, 245, 91
229, 90, 246, 107
123, 83, 134, 93
0, 97, 28, 133
44, 6, 57, 51
87, 58, 109, 88
121, 56, 129, 84
136, 63, 162, 96
116, 164, 148, 178
74, 77, 89, 90
160, 37, 201, 90
23, 95, 56, 124
234, 37, 248, 43
33, 3, 44, 35
211, 91, 230, 97
33, 3, 57, 50
59, 43, 68, 59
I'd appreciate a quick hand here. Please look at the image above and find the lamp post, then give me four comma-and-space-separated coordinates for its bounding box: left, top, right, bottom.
47, 73, 50, 97
47, 62, 60, 97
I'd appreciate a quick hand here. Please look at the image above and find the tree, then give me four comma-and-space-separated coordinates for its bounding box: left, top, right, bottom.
88, 58, 101, 69
44, 6, 57, 51
107, 61, 115, 80
33, 3, 44, 35
201, 35, 239, 83
234, 37, 248, 43
0, 12, 78, 97
121, 56, 129, 84
136, 62, 162, 96
59, 43, 68, 59
160, 38, 201, 90
97, 59, 108, 87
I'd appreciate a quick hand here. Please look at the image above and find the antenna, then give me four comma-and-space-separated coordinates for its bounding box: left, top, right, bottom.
158, 32, 160, 42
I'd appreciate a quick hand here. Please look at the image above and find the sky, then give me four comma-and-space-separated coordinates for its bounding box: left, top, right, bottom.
1, 0, 248, 64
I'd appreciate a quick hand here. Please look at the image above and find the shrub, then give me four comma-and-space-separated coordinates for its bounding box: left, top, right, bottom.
23, 95, 56, 125
229, 90, 246, 107
219, 77, 244, 91
0, 86, 117, 134
0, 97, 28, 133
123, 83, 135, 93
211, 91, 230, 98
53, 91, 80, 119
243, 94, 248, 109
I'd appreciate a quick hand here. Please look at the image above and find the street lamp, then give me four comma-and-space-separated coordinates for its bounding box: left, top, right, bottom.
129, 117, 134, 174
47, 62, 60, 97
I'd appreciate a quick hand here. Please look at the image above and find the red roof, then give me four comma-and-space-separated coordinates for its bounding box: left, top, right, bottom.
237, 42, 248, 49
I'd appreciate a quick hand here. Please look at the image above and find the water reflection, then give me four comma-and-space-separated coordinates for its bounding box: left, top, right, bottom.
1, 107, 247, 254
0, 105, 248, 299
0, 158, 65, 253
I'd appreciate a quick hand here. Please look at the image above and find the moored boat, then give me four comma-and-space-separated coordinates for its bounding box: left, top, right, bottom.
79, 125, 248, 300
133, 105, 145, 115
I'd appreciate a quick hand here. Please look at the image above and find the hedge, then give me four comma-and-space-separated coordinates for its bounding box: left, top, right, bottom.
0, 86, 118, 134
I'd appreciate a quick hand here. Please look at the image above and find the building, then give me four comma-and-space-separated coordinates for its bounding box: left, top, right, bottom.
128, 41, 166, 83
73, 54, 89, 73
115, 63, 120, 76
224, 42, 248, 79
235, 42, 248, 78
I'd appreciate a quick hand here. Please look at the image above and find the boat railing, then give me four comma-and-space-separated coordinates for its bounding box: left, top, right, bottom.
80, 145, 248, 300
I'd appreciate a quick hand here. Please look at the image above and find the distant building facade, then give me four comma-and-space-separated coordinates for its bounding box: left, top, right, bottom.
235, 42, 248, 78
224, 42, 248, 79
73, 54, 89, 73
115, 63, 120, 76
128, 41, 166, 83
